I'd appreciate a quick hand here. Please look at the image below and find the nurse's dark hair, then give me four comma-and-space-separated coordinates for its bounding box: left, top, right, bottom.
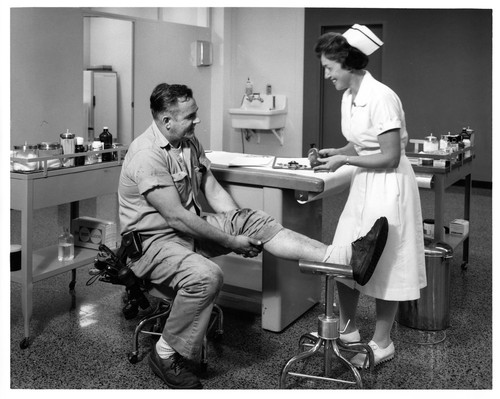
150, 83, 193, 120
314, 32, 369, 70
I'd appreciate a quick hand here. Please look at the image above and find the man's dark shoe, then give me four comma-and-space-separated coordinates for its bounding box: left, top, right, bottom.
148, 347, 202, 389
350, 217, 389, 286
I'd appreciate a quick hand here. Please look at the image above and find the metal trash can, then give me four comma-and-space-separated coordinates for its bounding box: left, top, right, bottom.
396, 242, 453, 331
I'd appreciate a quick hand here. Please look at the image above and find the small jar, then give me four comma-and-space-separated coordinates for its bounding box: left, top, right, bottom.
112, 143, 123, 161
60, 129, 75, 167
87, 140, 103, 164
423, 133, 439, 153
12, 142, 39, 172
58, 228, 74, 261
37, 142, 62, 169
439, 134, 451, 151
466, 127, 475, 147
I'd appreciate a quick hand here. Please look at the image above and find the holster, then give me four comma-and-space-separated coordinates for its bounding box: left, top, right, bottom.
119, 231, 143, 262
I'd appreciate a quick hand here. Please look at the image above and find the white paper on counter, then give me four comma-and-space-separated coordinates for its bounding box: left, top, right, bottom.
205, 151, 274, 167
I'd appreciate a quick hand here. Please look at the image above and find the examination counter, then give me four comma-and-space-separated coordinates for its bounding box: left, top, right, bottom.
205, 151, 354, 332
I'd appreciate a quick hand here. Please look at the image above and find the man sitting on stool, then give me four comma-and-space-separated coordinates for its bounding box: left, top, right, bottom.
118, 83, 389, 389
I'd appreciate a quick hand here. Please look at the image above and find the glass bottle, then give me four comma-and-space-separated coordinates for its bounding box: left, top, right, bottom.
88, 140, 102, 164
308, 143, 321, 168
74, 136, 86, 166
99, 127, 113, 162
58, 228, 74, 261
245, 77, 253, 97
60, 129, 75, 167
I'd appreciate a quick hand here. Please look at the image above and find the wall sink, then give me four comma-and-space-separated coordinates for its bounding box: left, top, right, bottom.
228, 94, 287, 130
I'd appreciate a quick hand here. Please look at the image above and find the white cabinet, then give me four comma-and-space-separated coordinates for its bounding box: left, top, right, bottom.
83, 70, 118, 141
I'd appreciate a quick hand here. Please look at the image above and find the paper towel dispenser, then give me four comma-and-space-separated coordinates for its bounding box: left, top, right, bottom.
192, 40, 212, 67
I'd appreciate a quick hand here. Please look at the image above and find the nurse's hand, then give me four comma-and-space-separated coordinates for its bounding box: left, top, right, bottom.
318, 148, 340, 157
313, 155, 344, 173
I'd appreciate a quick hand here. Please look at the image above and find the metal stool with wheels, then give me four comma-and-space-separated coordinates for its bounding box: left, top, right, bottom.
127, 285, 224, 371
280, 260, 374, 389
87, 244, 224, 370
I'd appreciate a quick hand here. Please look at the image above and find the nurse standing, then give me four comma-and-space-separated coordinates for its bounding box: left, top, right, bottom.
313, 25, 426, 368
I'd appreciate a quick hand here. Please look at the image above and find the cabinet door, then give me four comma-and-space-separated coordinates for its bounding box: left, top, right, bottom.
94, 72, 118, 137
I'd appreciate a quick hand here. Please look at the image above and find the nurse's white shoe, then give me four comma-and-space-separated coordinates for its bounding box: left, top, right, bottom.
350, 340, 395, 369
339, 329, 361, 343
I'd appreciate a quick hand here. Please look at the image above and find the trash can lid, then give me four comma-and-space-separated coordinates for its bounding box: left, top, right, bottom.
425, 241, 453, 258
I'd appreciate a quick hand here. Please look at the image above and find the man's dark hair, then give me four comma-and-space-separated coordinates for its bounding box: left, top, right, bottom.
150, 83, 193, 120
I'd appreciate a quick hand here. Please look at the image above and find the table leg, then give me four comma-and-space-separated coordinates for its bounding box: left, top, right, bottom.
433, 175, 445, 242
20, 181, 34, 349
462, 173, 472, 269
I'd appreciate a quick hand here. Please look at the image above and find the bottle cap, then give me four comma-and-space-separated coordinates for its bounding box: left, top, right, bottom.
76, 137, 84, 145
37, 142, 61, 150
60, 129, 75, 139
14, 142, 37, 151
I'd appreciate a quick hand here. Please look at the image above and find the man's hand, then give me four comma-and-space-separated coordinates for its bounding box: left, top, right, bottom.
228, 235, 263, 258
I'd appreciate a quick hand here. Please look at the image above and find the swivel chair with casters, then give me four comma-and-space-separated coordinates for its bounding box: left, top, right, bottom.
279, 260, 374, 389
88, 244, 224, 371
127, 284, 224, 371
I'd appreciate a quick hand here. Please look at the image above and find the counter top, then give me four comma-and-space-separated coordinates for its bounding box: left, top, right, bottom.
206, 151, 354, 202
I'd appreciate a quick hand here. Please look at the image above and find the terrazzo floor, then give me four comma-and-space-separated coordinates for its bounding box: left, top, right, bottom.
8, 186, 493, 391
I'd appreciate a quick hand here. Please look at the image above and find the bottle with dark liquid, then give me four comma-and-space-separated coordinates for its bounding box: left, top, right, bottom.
99, 127, 113, 162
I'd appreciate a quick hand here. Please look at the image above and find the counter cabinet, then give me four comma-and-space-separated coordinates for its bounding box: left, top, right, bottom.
208, 161, 352, 332
10, 156, 125, 349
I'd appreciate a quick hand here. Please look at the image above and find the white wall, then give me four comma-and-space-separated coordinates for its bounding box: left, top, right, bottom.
9, 7, 305, 248
133, 19, 212, 147
221, 8, 305, 157
10, 8, 84, 145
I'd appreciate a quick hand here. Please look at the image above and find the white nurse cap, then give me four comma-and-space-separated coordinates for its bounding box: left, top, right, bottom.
343, 24, 383, 55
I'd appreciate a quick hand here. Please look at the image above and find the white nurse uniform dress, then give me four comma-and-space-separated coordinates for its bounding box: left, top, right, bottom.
333, 71, 426, 301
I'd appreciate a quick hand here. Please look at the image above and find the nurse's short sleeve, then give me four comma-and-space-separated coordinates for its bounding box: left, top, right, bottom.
371, 90, 404, 135
129, 148, 174, 195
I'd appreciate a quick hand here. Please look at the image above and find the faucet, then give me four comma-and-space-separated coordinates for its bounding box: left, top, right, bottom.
245, 93, 264, 103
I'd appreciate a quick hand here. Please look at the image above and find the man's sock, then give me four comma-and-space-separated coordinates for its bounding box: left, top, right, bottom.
156, 336, 176, 359
323, 244, 352, 265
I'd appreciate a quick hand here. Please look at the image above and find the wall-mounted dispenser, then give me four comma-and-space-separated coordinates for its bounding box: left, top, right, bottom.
191, 40, 212, 67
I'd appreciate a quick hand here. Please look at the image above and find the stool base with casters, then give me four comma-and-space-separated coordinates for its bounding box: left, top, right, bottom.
127, 295, 224, 372
280, 260, 374, 389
